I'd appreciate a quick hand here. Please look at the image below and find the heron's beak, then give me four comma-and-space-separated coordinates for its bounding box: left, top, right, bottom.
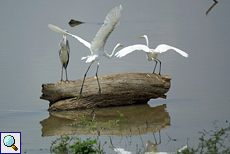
139, 36, 144, 39
120, 44, 124, 47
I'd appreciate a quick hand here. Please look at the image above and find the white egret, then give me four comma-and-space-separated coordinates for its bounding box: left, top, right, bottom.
59, 32, 70, 82
48, 5, 123, 96
115, 35, 189, 75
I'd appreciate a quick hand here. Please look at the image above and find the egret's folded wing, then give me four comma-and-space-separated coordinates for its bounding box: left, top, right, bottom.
115, 44, 150, 58
155, 44, 189, 58
90, 5, 122, 52
66, 40, 70, 56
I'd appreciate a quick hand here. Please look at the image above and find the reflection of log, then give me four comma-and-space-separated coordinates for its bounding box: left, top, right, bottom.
40, 72, 171, 111
40, 104, 170, 137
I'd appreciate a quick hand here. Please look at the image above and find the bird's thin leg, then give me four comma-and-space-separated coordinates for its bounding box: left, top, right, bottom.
61, 66, 64, 81
153, 60, 158, 74
157, 59, 162, 75
96, 63, 101, 97
158, 130, 161, 145
79, 62, 93, 97
65, 68, 68, 81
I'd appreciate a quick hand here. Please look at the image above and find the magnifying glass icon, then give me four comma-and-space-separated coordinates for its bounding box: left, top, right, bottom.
3, 135, 18, 151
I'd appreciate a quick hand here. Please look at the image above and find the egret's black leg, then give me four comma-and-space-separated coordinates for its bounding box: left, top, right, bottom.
153, 60, 158, 74
157, 59, 162, 75
80, 62, 93, 97
95, 63, 101, 97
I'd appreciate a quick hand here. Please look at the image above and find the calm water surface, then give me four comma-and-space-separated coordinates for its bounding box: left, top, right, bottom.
0, 0, 230, 153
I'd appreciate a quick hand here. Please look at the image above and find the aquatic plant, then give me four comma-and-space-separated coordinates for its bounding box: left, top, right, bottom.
69, 110, 128, 133
50, 135, 74, 154
50, 135, 105, 154
178, 124, 230, 154
69, 137, 105, 154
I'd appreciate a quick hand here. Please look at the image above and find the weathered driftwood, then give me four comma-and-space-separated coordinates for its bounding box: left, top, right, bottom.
40, 72, 171, 111
40, 104, 170, 137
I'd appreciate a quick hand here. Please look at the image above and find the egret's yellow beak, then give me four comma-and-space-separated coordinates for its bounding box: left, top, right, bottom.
120, 44, 124, 47
139, 36, 144, 39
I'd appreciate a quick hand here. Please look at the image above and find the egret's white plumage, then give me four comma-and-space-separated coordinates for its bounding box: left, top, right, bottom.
59, 32, 70, 81
115, 35, 188, 74
48, 5, 123, 96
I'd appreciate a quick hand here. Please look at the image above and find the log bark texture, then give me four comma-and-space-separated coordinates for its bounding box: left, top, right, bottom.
40, 72, 171, 111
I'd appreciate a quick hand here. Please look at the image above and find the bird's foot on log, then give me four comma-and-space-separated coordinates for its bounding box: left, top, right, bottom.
152, 72, 161, 76
58, 80, 64, 84
78, 95, 82, 99
58, 80, 71, 84
78, 92, 83, 99
98, 89, 101, 98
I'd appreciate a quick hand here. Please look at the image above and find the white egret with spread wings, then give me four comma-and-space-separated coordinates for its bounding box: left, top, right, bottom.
115, 35, 188, 75
48, 5, 123, 97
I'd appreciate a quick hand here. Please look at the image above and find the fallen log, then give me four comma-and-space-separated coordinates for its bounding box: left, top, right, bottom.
40, 72, 171, 111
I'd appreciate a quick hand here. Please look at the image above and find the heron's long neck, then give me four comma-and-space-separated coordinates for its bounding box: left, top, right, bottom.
104, 44, 120, 59
144, 35, 149, 47
63, 35, 67, 43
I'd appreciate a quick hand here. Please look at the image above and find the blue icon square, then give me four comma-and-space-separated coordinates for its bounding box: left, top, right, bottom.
0, 132, 21, 154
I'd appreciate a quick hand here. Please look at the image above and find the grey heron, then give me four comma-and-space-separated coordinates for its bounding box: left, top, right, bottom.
59, 32, 70, 82
48, 5, 123, 96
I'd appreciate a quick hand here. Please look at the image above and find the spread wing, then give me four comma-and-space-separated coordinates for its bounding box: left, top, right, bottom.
155, 44, 189, 58
66, 32, 91, 49
115, 44, 150, 58
90, 5, 122, 52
